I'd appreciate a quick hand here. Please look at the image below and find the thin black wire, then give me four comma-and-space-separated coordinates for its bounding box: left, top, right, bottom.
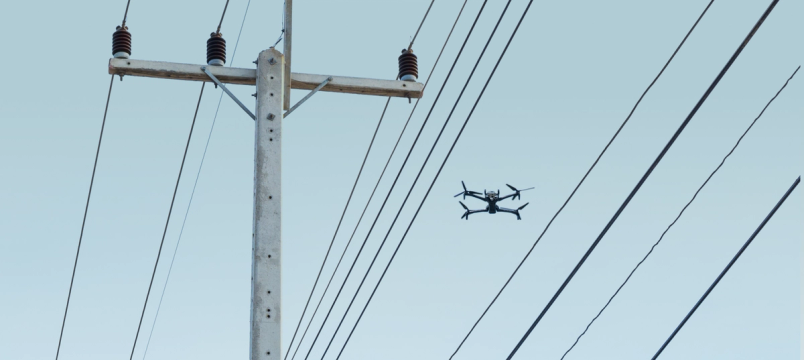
283, 0, 439, 355
216, 0, 231, 33
318, 2, 513, 359
507, 2, 778, 358
449, 1, 715, 358
139, 1, 253, 358
54, 74, 115, 360
653, 176, 800, 359
128, 82, 206, 360
273, 0, 286, 48
409, 0, 435, 50
561, 65, 799, 360
334, 3, 533, 358
286, 2, 468, 359
122, 0, 133, 25
300, 3, 488, 359
284, 68, 389, 360
284, 96, 388, 360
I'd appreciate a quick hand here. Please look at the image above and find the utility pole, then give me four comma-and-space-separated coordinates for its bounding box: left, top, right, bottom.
107, 10, 422, 360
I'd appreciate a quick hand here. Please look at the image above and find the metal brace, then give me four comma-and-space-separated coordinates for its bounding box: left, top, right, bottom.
201, 66, 256, 120
283, 77, 332, 118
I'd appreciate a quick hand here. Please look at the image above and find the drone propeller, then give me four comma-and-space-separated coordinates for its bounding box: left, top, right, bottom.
518, 202, 529, 210
506, 184, 535, 200
459, 201, 470, 219
454, 181, 481, 199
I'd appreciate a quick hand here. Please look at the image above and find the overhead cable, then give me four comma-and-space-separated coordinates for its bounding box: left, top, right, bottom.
298, 2, 490, 359
128, 83, 206, 360
55, 1, 143, 357
318, 2, 516, 358
561, 65, 800, 359
334, 2, 534, 359
409, 0, 435, 50
54, 74, 115, 360
140, 1, 254, 358
122, 0, 133, 25
449, 1, 715, 357
273, 0, 286, 47
506, 2, 779, 358
286, 2, 468, 359
653, 176, 800, 359
216, 0, 230, 33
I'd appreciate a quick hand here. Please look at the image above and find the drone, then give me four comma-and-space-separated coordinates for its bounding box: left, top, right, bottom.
454, 181, 533, 220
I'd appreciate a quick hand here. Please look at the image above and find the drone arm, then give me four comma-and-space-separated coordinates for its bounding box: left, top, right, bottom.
466, 193, 487, 201
497, 192, 517, 201
497, 207, 522, 220
461, 208, 487, 219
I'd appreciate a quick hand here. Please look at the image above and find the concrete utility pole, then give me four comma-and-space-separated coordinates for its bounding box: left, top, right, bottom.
107, 11, 422, 360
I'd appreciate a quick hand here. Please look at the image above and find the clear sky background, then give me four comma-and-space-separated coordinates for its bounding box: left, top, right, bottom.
0, 1, 801, 359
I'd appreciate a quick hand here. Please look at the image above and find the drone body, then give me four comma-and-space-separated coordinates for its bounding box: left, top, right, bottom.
454, 181, 532, 220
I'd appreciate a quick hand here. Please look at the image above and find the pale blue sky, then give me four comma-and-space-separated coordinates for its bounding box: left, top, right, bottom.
0, 1, 801, 359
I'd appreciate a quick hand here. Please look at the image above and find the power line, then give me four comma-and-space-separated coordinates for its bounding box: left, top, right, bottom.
284, 59, 390, 360
318, 2, 515, 358
561, 65, 799, 360
409, 0, 435, 50
506, 2, 778, 358
333, 2, 533, 358
286, 2, 468, 359
122, 0, 133, 25
653, 176, 800, 359
128, 82, 206, 360
283, 2, 439, 357
54, 74, 115, 360
448, 1, 715, 357
273, 0, 286, 48
299, 3, 489, 359
216, 0, 230, 34
55, 2, 142, 357
139, 1, 254, 358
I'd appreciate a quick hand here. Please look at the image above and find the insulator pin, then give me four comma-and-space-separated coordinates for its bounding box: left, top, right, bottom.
207, 32, 226, 66
112, 26, 132, 59
398, 49, 418, 82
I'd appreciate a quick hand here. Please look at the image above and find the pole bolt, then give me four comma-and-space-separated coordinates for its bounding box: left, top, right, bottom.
267, 113, 275, 120
269, 57, 277, 65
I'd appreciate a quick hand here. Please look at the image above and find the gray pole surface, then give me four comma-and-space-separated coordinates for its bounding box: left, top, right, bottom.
251, 48, 284, 360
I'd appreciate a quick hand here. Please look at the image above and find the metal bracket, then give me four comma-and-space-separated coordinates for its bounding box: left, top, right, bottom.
283, 77, 332, 118
202, 66, 256, 120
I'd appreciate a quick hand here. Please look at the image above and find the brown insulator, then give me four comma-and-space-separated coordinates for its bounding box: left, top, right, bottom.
207, 32, 226, 66
112, 25, 132, 59
398, 48, 418, 82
